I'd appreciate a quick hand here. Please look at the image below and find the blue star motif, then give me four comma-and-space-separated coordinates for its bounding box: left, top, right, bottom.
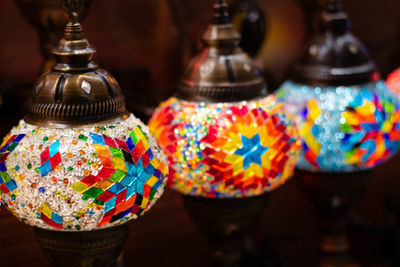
234, 134, 268, 169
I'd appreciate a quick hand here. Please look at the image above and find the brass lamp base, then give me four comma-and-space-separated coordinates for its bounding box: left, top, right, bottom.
34, 223, 129, 267
297, 170, 371, 264
182, 194, 268, 266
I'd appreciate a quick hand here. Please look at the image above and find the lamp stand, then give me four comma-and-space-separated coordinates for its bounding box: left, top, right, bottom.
34, 223, 129, 267
297, 170, 371, 266
182, 194, 268, 266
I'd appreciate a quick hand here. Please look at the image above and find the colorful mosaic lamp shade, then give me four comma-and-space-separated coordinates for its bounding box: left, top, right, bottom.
149, 0, 301, 198
387, 68, 400, 99
0, 1, 167, 231
276, 0, 400, 173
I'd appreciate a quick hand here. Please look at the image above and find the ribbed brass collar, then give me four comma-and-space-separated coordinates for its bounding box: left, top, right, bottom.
25, 0, 128, 128
176, 0, 267, 103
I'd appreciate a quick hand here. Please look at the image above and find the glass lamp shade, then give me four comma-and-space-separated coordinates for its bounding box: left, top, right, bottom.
387, 68, 400, 99
0, 115, 167, 231
276, 80, 400, 172
149, 95, 300, 198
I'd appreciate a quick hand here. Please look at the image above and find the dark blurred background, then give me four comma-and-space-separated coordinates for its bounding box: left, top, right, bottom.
0, 0, 399, 266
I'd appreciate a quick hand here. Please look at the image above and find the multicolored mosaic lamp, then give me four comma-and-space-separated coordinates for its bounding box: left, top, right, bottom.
276, 0, 400, 259
149, 0, 300, 263
0, 0, 167, 266
277, 0, 400, 173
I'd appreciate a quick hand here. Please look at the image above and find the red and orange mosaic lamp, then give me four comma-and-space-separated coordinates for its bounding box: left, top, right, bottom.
149, 0, 300, 199
387, 68, 400, 98
149, 0, 300, 262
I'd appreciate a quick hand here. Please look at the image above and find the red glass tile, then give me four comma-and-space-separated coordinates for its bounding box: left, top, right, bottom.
50, 152, 61, 169
97, 168, 115, 179
40, 148, 50, 164
103, 135, 118, 148
115, 189, 127, 206
96, 191, 116, 202
142, 151, 149, 167
0, 153, 9, 162
81, 175, 101, 186
0, 184, 10, 194
116, 138, 129, 152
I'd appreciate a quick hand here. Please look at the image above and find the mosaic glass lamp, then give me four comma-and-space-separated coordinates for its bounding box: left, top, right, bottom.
387, 68, 400, 99
277, 0, 400, 173
0, 1, 167, 265
277, 0, 400, 259
149, 0, 300, 263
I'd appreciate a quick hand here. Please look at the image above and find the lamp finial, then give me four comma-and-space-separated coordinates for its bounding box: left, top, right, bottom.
63, 0, 82, 24
213, 0, 230, 25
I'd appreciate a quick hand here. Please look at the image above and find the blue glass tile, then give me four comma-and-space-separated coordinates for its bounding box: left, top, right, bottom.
90, 133, 105, 145
51, 213, 63, 224
0, 162, 7, 172
108, 183, 125, 194
5, 180, 17, 192
49, 140, 60, 157
40, 160, 52, 177
104, 196, 117, 212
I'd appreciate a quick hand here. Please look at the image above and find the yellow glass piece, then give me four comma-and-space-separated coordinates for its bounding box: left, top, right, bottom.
243, 163, 263, 178
259, 126, 275, 147
308, 99, 321, 121
300, 124, 321, 154
346, 153, 361, 164
381, 121, 393, 133
264, 148, 278, 161
95, 179, 114, 190
224, 154, 241, 164
146, 176, 159, 187
238, 123, 257, 139
229, 132, 242, 147
140, 198, 149, 209
134, 127, 148, 148
71, 182, 89, 194
355, 101, 375, 116
112, 157, 127, 172
261, 153, 271, 170
94, 144, 111, 156
342, 112, 360, 125
221, 141, 238, 152
232, 160, 244, 176
38, 203, 53, 219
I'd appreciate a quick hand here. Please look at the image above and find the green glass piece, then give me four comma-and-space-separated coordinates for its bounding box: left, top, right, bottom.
0, 172, 11, 183
94, 199, 105, 206
7, 143, 18, 152
339, 123, 352, 133
79, 134, 88, 141
129, 130, 139, 144
109, 170, 126, 183
109, 147, 124, 159
83, 187, 104, 199
149, 189, 156, 201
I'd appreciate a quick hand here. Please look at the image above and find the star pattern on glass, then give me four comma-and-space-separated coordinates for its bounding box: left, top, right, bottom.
234, 133, 268, 169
